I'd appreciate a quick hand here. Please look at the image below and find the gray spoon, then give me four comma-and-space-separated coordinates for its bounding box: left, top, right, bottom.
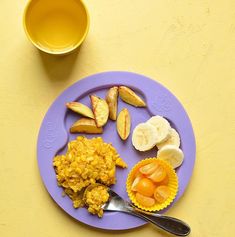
101, 188, 190, 236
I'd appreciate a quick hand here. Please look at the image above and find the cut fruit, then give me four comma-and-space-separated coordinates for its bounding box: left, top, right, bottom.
136, 193, 155, 207
106, 86, 119, 120
132, 123, 158, 151
156, 174, 169, 186
154, 185, 171, 203
134, 170, 143, 179
70, 118, 103, 134
119, 86, 146, 107
126, 158, 179, 212
131, 175, 143, 191
135, 178, 156, 197
157, 145, 184, 169
148, 164, 167, 182
90, 95, 109, 127
139, 162, 158, 175
66, 102, 94, 119
147, 116, 171, 144
157, 128, 180, 150
116, 108, 131, 140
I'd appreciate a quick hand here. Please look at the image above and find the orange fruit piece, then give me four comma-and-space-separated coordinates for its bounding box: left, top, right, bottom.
148, 164, 166, 182
136, 178, 156, 197
136, 192, 155, 207
131, 175, 143, 191
134, 170, 143, 178
156, 174, 169, 186
154, 185, 171, 203
139, 162, 158, 175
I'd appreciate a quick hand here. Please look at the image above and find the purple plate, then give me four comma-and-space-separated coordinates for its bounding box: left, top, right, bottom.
37, 71, 196, 230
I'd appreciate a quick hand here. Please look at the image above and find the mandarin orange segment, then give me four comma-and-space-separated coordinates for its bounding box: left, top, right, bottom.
134, 170, 143, 178
139, 162, 158, 175
131, 175, 143, 191
136, 193, 155, 207
154, 185, 171, 203
157, 174, 169, 186
148, 164, 166, 182
136, 178, 156, 197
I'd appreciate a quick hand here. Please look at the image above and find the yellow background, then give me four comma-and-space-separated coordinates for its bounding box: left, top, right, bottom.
0, 0, 234, 236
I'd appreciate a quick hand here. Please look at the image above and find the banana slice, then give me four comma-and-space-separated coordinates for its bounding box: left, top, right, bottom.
132, 123, 158, 151
147, 116, 171, 144
157, 145, 184, 169
157, 128, 180, 150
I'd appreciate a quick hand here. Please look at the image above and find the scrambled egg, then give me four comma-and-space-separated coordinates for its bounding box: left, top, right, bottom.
85, 185, 109, 217
53, 136, 127, 216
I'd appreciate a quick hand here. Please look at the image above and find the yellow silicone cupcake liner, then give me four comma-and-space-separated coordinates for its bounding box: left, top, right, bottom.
126, 158, 178, 212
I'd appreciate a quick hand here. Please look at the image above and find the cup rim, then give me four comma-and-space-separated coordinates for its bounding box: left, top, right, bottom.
23, 0, 90, 55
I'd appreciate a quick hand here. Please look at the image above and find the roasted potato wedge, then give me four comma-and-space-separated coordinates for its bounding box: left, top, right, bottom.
119, 86, 146, 107
106, 86, 118, 120
66, 102, 94, 119
90, 95, 109, 127
116, 108, 131, 140
70, 118, 103, 134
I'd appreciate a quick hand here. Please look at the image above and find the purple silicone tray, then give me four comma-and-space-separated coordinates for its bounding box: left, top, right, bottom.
37, 71, 196, 230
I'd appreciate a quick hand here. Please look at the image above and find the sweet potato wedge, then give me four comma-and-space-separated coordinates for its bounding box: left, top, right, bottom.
119, 86, 146, 107
116, 108, 131, 140
70, 118, 103, 134
106, 86, 118, 120
90, 95, 109, 127
66, 102, 94, 119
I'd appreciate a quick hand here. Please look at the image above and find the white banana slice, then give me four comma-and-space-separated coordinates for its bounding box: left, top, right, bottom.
132, 123, 158, 151
157, 145, 184, 169
147, 116, 171, 144
157, 128, 180, 150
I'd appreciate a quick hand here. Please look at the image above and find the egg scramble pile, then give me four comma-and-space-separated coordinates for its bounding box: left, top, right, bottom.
53, 136, 127, 217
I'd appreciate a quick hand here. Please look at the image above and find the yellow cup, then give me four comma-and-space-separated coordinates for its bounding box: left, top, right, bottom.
23, 0, 90, 55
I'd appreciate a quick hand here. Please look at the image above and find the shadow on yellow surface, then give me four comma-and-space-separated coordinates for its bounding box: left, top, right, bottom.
37, 47, 80, 81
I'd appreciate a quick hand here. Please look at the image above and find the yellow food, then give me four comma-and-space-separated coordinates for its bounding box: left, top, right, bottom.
131, 175, 143, 191
53, 136, 127, 213
132, 123, 158, 151
66, 102, 94, 119
147, 164, 167, 182
135, 178, 156, 197
135, 193, 155, 207
157, 128, 180, 149
154, 185, 171, 203
90, 95, 109, 127
70, 118, 103, 134
116, 108, 131, 140
119, 86, 146, 107
115, 157, 128, 168
139, 162, 158, 175
157, 145, 184, 169
147, 116, 171, 144
126, 158, 178, 211
106, 86, 119, 120
84, 185, 109, 218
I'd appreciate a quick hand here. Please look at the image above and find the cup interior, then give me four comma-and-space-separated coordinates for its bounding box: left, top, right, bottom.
24, 0, 89, 54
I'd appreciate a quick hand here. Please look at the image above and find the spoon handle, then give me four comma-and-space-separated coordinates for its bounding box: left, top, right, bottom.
127, 207, 190, 236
